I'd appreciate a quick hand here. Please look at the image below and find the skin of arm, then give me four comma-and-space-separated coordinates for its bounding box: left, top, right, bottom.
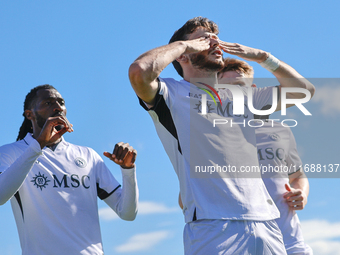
179, 193, 183, 210
218, 41, 315, 111
284, 169, 309, 210
128, 38, 210, 106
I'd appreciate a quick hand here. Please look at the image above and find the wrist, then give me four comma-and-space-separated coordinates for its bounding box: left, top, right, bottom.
35, 137, 47, 149
257, 51, 270, 63
121, 164, 135, 169
259, 53, 280, 72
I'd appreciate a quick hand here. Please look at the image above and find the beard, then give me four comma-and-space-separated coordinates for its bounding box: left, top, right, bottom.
35, 111, 47, 129
190, 52, 224, 72
34, 111, 63, 131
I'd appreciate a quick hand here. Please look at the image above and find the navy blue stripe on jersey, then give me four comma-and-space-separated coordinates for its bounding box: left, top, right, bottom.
14, 191, 24, 220
23, 138, 29, 145
0, 172, 25, 219
138, 80, 182, 154
97, 183, 121, 200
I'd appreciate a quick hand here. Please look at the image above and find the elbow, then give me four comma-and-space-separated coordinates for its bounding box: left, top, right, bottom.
120, 210, 137, 221
303, 79, 316, 99
0, 197, 8, 206
308, 83, 316, 99
129, 61, 147, 90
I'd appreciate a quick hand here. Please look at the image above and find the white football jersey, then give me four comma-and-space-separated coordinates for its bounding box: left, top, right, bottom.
0, 133, 127, 255
256, 121, 312, 254
140, 78, 280, 223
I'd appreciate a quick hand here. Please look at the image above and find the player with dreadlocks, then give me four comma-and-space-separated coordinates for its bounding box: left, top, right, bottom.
16, 84, 57, 141
0, 84, 139, 255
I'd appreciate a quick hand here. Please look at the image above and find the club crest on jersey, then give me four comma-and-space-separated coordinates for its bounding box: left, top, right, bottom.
31, 172, 51, 191
75, 157, 87, 168
269, 133, 281, 141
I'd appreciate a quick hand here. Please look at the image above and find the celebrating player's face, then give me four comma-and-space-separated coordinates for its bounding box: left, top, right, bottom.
32, 88, 68, 129
187, 27, 224, 72
190, 51, 224, 72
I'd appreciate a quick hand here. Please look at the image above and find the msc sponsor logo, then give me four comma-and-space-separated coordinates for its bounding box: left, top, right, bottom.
31, 172, 51, 191
31, 173, 90, 190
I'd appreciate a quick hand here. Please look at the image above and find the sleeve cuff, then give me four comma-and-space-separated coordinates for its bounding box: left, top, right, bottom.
28, 138, 43, 156
120, 166, 136, 176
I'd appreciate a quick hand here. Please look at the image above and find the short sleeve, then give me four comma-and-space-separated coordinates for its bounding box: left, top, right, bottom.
286, 128, 303, 174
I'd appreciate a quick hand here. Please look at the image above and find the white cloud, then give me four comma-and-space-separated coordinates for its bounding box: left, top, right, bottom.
306, 240, 340, 255
99, 201, 180, 221
99, 207, 120, 221
301, 219, 340, 241
115, 230, 171, 253
301, 219, 340, 255
312, 87, 340, 115
138, 201, 179, 214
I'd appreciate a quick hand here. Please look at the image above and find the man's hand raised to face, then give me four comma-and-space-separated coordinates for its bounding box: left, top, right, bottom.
36, 114, 73, 149
218, 40, 269, 63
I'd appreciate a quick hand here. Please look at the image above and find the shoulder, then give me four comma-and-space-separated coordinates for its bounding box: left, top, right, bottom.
0, 140, 27, 155
252, 85, 278, 94
159, 77, 186, 91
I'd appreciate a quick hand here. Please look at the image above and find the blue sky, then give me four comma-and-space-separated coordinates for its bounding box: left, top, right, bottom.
0, 1, 339, 254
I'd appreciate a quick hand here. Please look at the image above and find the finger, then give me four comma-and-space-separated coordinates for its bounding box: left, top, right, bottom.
117, 146, 129, 161
55, 126, 68, 137
121, 150, 137, 168
112, 142, 123, 158
289, 204, 303, 210
103, 152, 113, 159
286, 196, 303, 203
125, 150, 137, 165
61, 115, 73, 132
287, 200, 303, 208
47, 116, 73, 133
285, 183, 291, 192
283, 191, 293, 199
113, 142, 130, 160
287, 189, 302, 198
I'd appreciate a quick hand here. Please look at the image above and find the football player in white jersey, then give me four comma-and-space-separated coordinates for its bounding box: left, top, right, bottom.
129, 16, 315, 255
0, 85, 139, 255
218, 58, 312, 254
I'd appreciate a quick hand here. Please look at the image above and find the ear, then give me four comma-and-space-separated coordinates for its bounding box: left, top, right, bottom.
176, 54, 189, 63
24, 109, 34, 120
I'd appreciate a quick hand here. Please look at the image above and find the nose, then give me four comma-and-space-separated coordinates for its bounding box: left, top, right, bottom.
53, 101, 64, 113
209, 36, 220, 48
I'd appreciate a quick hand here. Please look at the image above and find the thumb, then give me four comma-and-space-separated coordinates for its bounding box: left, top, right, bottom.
285, 183, 291, 192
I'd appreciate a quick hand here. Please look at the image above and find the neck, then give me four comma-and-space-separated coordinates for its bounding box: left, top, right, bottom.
184, 69, 218, 88
32, 128, 62, 149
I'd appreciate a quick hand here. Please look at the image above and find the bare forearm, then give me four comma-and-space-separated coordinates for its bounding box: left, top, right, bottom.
133, 41, 187, 82
129, 41, 187, 104
289, 170, 309, 197
272, 61, 315, 98
219, 41, 315, 98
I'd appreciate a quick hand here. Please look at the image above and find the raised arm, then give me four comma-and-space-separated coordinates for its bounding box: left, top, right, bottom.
219, 41, 315, 109
103, 142, 138, 221
128, 38, 210, 105
0, 116, 72, 205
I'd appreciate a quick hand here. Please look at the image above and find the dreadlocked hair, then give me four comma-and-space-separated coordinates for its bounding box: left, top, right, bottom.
16, 84, 56, 141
